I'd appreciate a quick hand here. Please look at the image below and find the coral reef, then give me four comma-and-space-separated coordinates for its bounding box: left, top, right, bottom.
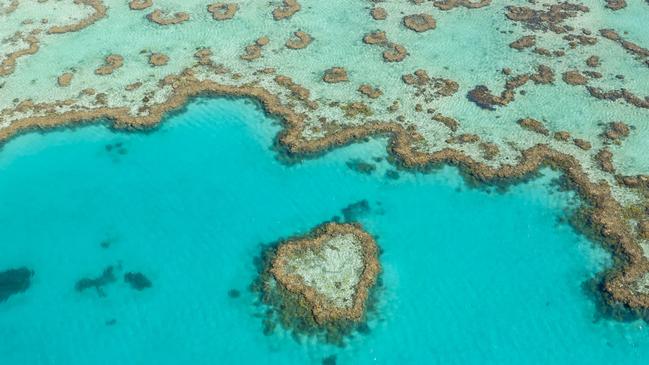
147, 9, 190, 25
403, 14, 436, 32
129, 0, 152, 11
0, 267, 33, 303
285, 31, 312, 49
518, 118, 549, 136
124, 272, 152, 290
370, 7, 387, 20
149, 53, 169, 67
207, 3, 238, 21
75, 265, 117, 297
510, 35, 536, 50
323, 67, 348, 83
57, 72, 74, 87
255, 222, 380, 343
95, 54, 124, 75
273, 0, 300, 21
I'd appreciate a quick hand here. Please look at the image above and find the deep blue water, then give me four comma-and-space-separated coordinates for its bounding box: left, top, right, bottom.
1, 98, 648, 364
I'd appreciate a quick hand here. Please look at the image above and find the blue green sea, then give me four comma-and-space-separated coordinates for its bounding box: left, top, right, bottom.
1, 98, 649, 364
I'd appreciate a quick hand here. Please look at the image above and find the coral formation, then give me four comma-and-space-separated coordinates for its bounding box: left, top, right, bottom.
149, 53, 169, 67
403, 14, 436, 32
129, 0, 152, 10
323, 67, 348, 83
273, 0, 300, 21
0, 267, 33, 303
147, 9, 190, 25
207, 3, 238, 21
255, 222, 380, 343
285, 31, 312, 49
95, 54, 124, 75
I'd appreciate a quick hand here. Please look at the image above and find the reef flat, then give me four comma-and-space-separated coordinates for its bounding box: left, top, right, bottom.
254, 222, 380, 344
1, 1, 649, 314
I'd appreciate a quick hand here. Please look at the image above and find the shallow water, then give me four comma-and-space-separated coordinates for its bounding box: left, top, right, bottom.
1, 98, 648, 364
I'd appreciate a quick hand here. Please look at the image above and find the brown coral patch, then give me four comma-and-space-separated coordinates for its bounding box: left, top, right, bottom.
272, 0, 300, 21
129, 0, 152, 10
94, 54, 124, 75
342, 102, 373, 118
403, 14, 436, 32
125, 82, 142, 91
602, 121, 630, 143
479, 142, 499, 160
518, 118, 549, 136
207, 3, 238, 21
146, 9, 190, 25
587, 86, 649, 109
616, 175, 649, 190
285, 31, 312, 49
1, 0, 19, 15
586, 55, 600, 67
358, 84, 382, 99
274, 75, 317, 109
599, 29, 649, 61
595, 149, 615, 173
510, 35, 536, 50
403, 69, 459, 100
193, 48, 213, 66
47, 0, 107, 34
362, 31, 407, 62
432, 114, 459, 132
0, 34, 39, 76
573, 138, 592, 150
323, 67, 348, 83
370, 7, 387, 20
363, 31, 387, 45
554, 131, 571, 141
605, 0, 627, 10
240, 38, 269, 61
562, 70, 588, 85
446, 134, 480, 144
149, 53, 169, 67
505, 3, 588, 33
57, 72, 74, 87
383, 43, 408, 62
638, 221, 649, 240
468, 65, 553, 110
433, 0, 491, 11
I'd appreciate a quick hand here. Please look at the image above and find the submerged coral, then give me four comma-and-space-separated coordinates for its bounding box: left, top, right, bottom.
0, 267, 33, 303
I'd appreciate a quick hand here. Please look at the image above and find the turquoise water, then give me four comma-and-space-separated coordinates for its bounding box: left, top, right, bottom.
1, 98, 648, 364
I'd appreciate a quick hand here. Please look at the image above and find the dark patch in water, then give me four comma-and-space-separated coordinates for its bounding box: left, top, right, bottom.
105, 142, 128, 156
385, 169, 400, 180
0, 267, 33, 303
105, 319, 117, 326
322, 355, 337, 365
100, 239, 112, 249
356, 322, 371, 334
75, 266, 117, 297
346, 159, 376, 175
228, 289, 241, 298
341, 200, 370, 222
124, 272, 152, 291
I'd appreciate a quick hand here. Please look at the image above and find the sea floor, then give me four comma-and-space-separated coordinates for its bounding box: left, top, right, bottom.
0, 98, 648, 364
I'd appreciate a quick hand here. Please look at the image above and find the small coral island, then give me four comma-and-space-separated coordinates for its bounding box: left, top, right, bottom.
254, 222, 381, 344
